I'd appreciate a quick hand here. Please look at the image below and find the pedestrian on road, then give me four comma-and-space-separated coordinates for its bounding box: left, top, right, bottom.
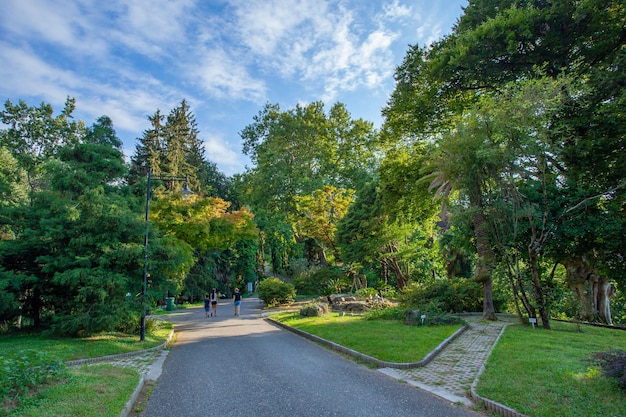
204, 294, 211, 318
233, 288, 242, 317
210, 288, 218, 317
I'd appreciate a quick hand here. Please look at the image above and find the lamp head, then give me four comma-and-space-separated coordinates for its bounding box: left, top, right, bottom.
180, 182, 194, 200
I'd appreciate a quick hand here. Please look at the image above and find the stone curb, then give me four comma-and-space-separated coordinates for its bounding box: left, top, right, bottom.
469, 324, 530, 417
66, 329, 175, 367
265, 317, 467, 369
65, 329, 175, 417
267, 314, 528, 416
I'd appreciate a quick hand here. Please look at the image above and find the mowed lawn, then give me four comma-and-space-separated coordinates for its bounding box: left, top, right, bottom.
476, 321, 626, 417
272, 312, 462, 363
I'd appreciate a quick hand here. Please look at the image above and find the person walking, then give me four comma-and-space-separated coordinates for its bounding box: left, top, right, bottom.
204, 294, 211, 318
233, 288, 242, 317
210, 288, 218, 317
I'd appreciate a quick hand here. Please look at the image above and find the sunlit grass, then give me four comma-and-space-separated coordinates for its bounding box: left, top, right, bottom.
272, 312, 462, 363
1, 323, 173, 361
476, 321, 626, 417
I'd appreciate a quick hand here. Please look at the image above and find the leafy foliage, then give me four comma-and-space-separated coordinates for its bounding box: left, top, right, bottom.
257, 277, 296, 307
0, 350, 66, 401
399, 279, 484, 313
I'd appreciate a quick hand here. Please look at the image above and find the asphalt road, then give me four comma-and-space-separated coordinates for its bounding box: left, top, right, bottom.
141, 296, 483, 417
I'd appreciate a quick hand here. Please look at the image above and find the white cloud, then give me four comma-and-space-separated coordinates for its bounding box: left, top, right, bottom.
383, 0, 412, 19
192, 48, 267, 103
203, 135, 247, 175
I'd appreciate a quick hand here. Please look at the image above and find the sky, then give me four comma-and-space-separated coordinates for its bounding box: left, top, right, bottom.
0, 0, 468, 176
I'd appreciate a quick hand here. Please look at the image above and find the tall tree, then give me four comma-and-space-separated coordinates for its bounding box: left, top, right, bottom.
383, 0, 625, 324
291, 186, 354, 265
129, 109, 165, 184
240, 101, 377, 271
0, 97, 85, 192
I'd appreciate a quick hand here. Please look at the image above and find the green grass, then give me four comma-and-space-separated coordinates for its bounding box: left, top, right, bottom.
4, 365, 140, 417
1, 324, 172, 416
272, 312, 462, 363
476, 321, 626, 417
0, 323, 173, 361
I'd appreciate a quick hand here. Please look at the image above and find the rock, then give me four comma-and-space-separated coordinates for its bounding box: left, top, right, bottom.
300, 303, 329, 317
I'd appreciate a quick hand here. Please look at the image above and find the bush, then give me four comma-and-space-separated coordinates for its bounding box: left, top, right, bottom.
355, 288, 378, 298
292, 266, 344, 296
590, 350, 626, 392
404, 309, 464, 326
0, 350, 66, 400
258, 277, 296, 307
399, 279, 483, 313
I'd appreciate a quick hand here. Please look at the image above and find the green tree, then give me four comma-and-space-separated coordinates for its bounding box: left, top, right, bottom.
292, 186, 355, 265
0, 97, 85, 192
129, 109, 165, 184
383, 0, 625, 324
240, 101, 377, 271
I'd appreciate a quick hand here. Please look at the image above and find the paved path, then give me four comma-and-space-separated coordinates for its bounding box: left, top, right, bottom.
380, 316, 511, 405
106, 300, 513, 414
138, 297, 484, 416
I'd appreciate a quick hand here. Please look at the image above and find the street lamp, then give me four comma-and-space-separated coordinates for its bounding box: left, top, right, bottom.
140, 170, 193, 341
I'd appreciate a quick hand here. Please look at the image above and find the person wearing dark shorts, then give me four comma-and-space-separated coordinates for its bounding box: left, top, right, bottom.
233, 288, 242, 317
210, 288, 218, 317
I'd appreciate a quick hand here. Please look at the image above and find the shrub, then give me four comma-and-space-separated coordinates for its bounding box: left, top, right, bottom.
258, 277, 296, 307
355, 288, 378, 298
0, 350, 66, 400
590, 350, 626, 392
399, 279, 483, 313
404, 310, 464, 326
292, 266, 344, 296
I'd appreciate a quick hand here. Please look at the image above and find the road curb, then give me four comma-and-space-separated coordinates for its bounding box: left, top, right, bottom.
267, 314, 526, 416
265, 317, 467, 368
470, 324, 530, 417
64, 329, 174, 417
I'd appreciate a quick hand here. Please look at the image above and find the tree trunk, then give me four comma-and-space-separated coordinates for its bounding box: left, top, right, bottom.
386, 256, 408, 289
564, 259, 615, 325
469, 195, 496, 321
528, 249, 551, 329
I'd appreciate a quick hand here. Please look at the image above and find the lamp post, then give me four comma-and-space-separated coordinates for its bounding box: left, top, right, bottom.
140, 170, 193, 342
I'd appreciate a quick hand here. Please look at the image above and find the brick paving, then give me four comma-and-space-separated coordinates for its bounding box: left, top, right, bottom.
380, 316, 512, 405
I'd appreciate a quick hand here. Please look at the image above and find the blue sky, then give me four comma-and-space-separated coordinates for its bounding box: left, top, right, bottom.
0, 0, 467, 176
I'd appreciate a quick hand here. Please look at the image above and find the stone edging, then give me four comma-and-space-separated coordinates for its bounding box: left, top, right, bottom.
66, 329, 175, 367
64, 330, 175, 417
265, 317, 467, 369
469, 322, 529, 417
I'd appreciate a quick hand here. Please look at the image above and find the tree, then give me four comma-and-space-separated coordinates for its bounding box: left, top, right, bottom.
291, 186, 354, 266
0, 97, 85, 192
240, 101, 377, 271
383, 0, 625, 324
129, 109, 165, 184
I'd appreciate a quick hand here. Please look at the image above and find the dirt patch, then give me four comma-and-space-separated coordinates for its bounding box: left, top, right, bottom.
129, 380, 156, 416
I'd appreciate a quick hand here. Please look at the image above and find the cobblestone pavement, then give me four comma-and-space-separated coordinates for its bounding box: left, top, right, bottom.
380, 316, 512, 406
104, 349, 167, 378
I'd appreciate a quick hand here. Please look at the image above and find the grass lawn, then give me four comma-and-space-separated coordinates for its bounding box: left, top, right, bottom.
271, 311, 462, 363
1, 323, 172, 416
476, 321, 626, 417
0, 323, 173, 361
4, 365, 140, 417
